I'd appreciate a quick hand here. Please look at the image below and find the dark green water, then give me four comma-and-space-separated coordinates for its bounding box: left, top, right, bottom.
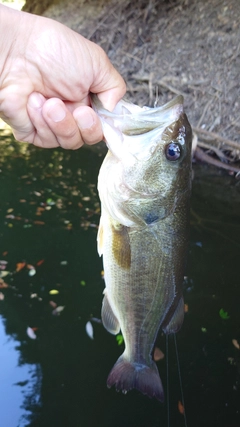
0, 131, 239, 427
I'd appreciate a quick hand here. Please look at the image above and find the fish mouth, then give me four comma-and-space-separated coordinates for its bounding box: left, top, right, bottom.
90, 94, 184, 135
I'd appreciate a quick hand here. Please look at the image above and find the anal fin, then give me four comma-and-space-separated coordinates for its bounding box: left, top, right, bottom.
101, 293, 120, 335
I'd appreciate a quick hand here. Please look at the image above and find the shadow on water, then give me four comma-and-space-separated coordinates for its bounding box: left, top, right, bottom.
0, 129, 239, 427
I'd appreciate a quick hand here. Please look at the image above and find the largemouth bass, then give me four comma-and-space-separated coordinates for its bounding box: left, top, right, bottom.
92, 94, 192, 402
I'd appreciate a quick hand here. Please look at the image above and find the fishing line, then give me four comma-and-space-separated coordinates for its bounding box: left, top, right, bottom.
174, 333, 188, 427
166, 334, 170, 427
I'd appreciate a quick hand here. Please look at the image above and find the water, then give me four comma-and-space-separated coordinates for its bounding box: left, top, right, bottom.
0, 130, 239, 427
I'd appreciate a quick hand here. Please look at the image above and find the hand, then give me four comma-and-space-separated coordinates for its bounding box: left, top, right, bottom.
0, 5, 126, 148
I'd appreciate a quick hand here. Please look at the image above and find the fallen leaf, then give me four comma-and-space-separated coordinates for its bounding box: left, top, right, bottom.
33, 220, 45, 225
86, 321, 94, 339
26, 327, 37, 340
0, 279, 8, 288
49, 301, 57, 308
49, 289, 59, 295
80, 280, 86, 286
0, 271, 10, 278
36, 259, 45, 266
232, 339, 240, 350
0, 260, 7, 270
16, 262, 26, 272
2, 251, 8, 256
219, 308, 230, 320
30, 293, 38, 299
91, 317, 102, 324
178, 400, 185, 415
116, 334, 124, 345
153, 347, 165, 361
52, 306, 65, 316
184, 303, 189, 313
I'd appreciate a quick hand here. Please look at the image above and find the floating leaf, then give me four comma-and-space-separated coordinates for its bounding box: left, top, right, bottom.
0, 279, 8, 288
28, 268, 36, 276
178, 400, 185, 415
232, 339, 240, 350
60, 261, 68, 266
0, 271, 10, 278
0, 260, 7, 270
153, 347, 165, 361
36, 259, 45, 266
49, 289, 59, 295
0, 292, 5, 300
85, 321, 94, 339
80, 280, 86, 286
46, 198, 55, 206
201, 327, 207, 333
219, 308, 230, 319
116, 334, 124, 345
30, 293, 38, 299
26, 327, 37, 340
91, 317, 102, 324
184, 303, 189, 313
16, 262, 26, 272
49, 301, 57, 308
52, 306, 65, 316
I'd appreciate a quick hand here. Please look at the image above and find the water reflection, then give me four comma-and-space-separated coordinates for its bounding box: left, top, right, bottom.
0, 316, 41, 426
0, 128, 240, 426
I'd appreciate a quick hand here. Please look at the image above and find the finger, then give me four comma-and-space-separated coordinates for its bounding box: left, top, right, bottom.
27, 92, 60, 147
0, 86, 36, 143
88, 42, 126, 111
42, 98, 84, 149
73, 106, 104, 145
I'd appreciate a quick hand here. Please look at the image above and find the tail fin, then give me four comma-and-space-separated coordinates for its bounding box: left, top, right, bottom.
107, 354, 164, 402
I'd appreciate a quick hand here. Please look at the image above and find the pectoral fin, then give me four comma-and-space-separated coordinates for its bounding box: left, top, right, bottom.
97, 221, 104, 256
162, 296, 184, 334
101, 294, 120, 335
112, 222, 131, 269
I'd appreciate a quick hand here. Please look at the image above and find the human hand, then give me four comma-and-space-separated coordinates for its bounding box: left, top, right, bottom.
0, 5, 126, 148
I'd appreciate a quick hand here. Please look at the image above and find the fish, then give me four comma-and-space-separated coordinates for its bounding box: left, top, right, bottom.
91, 94, 192, 402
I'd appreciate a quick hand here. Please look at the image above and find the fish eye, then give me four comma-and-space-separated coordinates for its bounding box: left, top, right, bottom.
165, 142, 181, 161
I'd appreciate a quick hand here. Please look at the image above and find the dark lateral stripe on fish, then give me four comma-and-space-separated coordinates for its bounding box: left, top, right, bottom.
107, 355, 164, 402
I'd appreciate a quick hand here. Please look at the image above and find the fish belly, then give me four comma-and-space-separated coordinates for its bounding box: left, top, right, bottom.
101, 209, 187, 401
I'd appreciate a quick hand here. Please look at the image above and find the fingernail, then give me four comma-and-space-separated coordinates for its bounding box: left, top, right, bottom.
47, 104, 66, 122
76, 113, 94, 130
28, 92, 45, 109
